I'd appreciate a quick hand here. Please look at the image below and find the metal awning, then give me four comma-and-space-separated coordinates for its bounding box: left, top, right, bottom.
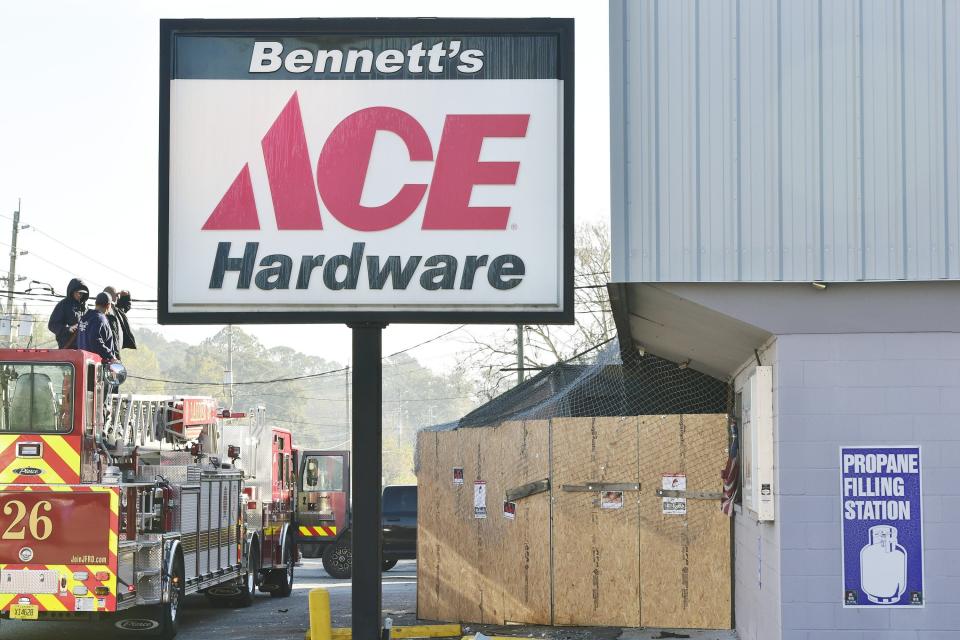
609, 280, 960, 380
609, 283, 771, 380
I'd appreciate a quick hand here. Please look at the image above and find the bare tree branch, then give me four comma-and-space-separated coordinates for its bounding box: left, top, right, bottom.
463, 221, 613, 398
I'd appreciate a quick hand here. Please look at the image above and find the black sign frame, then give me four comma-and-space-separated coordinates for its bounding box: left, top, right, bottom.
158, 17, 574, 325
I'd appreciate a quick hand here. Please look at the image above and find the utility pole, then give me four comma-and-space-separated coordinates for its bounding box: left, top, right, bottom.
224, 324, 234, 408
516, 324, 524, 384
5, 200, 28, 347
344, 362, 350, 449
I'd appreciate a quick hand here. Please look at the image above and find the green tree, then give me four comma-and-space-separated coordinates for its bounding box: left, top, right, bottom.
119, 342, 165, 394
114, 326, 480, 486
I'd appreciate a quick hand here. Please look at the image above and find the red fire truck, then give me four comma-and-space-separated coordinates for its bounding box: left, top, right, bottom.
0, 348, 298, 638
296, 452, 418, 579
296, 450, 350, 574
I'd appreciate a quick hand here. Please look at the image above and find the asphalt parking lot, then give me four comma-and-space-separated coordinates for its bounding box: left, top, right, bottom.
0, 560, 739, 640
0, 558, 418, 640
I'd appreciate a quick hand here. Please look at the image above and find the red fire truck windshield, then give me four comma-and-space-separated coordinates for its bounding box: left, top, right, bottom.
0, 363, 73, 433
302, 454, 344, 492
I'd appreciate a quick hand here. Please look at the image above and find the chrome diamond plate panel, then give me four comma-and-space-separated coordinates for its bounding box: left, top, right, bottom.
0, 569, 59, 594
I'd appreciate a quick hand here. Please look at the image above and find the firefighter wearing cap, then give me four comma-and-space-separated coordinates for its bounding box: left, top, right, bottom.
77, 292, 116, 362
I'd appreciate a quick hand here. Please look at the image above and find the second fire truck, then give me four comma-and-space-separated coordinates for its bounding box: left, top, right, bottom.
0, 348, 298, 638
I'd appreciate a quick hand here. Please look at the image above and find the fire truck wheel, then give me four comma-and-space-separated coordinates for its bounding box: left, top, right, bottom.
208, 543, 260, 608
234, 543, 260, 607
269, 534, 295, 598
158, 556, 184, 639
321, 539, 352, 579
382, 559, 398, 572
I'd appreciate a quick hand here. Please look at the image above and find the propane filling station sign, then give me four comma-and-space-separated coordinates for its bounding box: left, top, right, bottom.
840, 446, 924, 608
160, 19, 573, 324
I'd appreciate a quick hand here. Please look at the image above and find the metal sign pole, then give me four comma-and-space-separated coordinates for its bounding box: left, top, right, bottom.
349, 322, 385, 639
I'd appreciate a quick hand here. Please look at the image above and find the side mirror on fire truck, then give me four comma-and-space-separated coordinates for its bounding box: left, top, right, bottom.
105, 362, 127, 385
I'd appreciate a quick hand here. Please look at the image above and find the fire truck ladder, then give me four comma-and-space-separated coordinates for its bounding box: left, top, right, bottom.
104, 394, 174, 450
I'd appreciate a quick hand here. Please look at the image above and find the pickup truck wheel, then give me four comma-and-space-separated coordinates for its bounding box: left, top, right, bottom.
321, 540, 352, 579
382, 559, 398, 572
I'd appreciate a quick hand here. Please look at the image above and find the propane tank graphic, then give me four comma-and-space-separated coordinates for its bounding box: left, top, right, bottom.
860, 525, 907, 604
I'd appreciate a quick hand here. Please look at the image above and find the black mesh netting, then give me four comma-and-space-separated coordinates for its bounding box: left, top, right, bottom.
428, 338, 729, 432
417, 338, 736, 545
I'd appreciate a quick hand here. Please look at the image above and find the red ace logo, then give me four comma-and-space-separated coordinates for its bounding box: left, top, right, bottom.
203, 92, 530, 233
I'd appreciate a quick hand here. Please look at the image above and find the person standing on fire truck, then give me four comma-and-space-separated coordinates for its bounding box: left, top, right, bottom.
102, 285, 123, 360
77, 292, 116, 362
116, 289, 137, 351
47, 277, 89, 348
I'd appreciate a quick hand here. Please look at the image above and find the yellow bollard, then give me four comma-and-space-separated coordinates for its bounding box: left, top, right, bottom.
308, 587, 332, 640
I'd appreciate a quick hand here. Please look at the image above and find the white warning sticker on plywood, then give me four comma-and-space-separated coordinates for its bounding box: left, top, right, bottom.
662, 474, 687, 515
600, 490, 624, 509
474, 480, 487, 519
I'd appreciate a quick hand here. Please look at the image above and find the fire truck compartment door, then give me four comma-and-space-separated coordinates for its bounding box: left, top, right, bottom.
0, 485, 119, 613
0, 487, 116, 566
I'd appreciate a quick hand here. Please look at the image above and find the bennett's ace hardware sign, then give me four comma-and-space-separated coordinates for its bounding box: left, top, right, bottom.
841, 446, 924, 608
159, 19, 573, 324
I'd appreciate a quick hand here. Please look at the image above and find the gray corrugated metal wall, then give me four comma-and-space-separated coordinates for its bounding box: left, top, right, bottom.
610, 0, 960, 282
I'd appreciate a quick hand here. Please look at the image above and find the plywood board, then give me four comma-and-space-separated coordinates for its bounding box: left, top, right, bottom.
418, 428, 475, 622
490, 420, 551, 624
415, 430, 440, 620
420, 414, 731, 630
638, 414, 732, 629
551, 416, 641, 627
475, 422, 504, 623
454, 427, 484, 623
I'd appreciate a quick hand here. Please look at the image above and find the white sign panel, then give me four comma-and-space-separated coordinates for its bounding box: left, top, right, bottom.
661, 474, 687, 515
474, 480, 487, 519
160, 19, 573, 324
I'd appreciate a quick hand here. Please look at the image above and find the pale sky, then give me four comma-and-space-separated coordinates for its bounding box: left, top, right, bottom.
0, 0, 609, 370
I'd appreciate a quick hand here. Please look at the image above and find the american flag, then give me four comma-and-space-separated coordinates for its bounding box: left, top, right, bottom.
720, 418, 740, 516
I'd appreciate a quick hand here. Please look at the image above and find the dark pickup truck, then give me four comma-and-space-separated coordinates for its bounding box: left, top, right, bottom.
380, 484, 418, 570
314, 484, 417, 579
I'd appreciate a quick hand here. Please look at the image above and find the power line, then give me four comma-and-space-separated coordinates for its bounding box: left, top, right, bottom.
127, 366, 349, 387
27, 226, 157, 290
385, 325, 465, 358
126, 323, 474, 388
126, 375, 474, 404
0, 237, 94, 289
0, 222, 155, 294
268, 417, 350, 429
0, 287, 156, 305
